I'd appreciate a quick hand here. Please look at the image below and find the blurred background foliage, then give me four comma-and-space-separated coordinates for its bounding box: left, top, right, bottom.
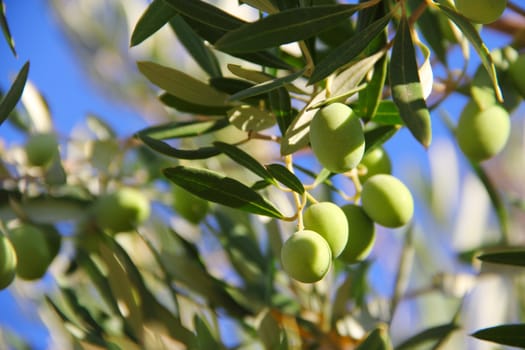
0, 0, 524, 349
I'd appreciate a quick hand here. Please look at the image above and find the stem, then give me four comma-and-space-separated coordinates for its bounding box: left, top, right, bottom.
508, 1, 525, 17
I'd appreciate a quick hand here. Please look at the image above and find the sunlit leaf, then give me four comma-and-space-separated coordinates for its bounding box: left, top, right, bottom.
99, 243, 143, 342
309, 12, 391, 84
130, 0, 175, 46
266, 163, 304, 194
280, 89, 325, 155
477, 250, 525, 267
137, 61, 229, 107
215, 4, 361, 53
213, 141, 275, 183
163, 165, 285, 219
390, 16, 432, 148
227, 105, 276, 132
472, 324, 525, 348
0, 61, 29, 126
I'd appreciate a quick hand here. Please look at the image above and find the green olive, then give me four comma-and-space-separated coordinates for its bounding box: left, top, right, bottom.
339, 204, 376, 264
281, 230, 332, 283
9, 224, 53, 280
309, 103, 365, 173
172, 185, 209, 224
455, 0, 506, 24
93, 188, 150, 233
456, 101, 510, 162
359, 147, 392, 183
361, 174, 414, 228
303, 202, 348, 258
0, 234, 17, 289
25, 133, 58, 167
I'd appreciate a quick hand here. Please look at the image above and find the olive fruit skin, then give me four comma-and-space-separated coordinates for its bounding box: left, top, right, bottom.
0, 234, 17, 289
303, 202, 348, 258
339, 204, 376, 264
173, 185, 209, 224
455, 0, 506, 24
359, 147, 392, 183
281, 230, 332, 283
309, 103, 365, 173
93, 188, 150, 233
456, 102, 510, 162
361, 174, 414, 228
25, 133, 58, 167
9, 225, 53, 280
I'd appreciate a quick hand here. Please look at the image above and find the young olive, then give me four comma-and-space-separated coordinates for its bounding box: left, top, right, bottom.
303, 202, 348, 258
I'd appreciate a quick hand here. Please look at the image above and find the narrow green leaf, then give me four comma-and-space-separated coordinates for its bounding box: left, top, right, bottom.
228, 64, 273, 83
470, 161, 510, 241
137, 61, 229, 107
268, 87, 293, 135
240, 0, 279, 14
356, 325, 393, 350
194, 315, 221, 349
258, 310, 283, 350
0, 0, 16, 56
389, 16, 432, 148
210, 77, 254, 95
472, 324, 525, 348
227, 105, 276, 132
266, 163, 304, 194
309, 12, 392, 84
368, 100, 403, 125
99, 243, 143, 341
436, 3, 502, 102
163, 165, 284, 219
364, 125, 400, 153
215, 4, 360, 53
163, 0, 244, 31
396, 323, 460, 350
0, 61, 29, 126
228, 69, 305, 101
136, 119, 229, 140
358, 31, 388, 121
280, 89, 325, 155
170, 14, 222, 78
138, 134, 220, 160
130, 0, 175, 46
409, 0, 447, 64
213, 141, 275, 183
213, 209, 267, 284
477, 251, 525, 267
159, 93, 230, 115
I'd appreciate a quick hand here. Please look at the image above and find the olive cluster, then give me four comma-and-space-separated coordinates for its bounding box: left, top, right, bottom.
281, 103, 414, 283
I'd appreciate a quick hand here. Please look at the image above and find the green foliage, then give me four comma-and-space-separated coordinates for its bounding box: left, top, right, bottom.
1, 0, 525, 349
